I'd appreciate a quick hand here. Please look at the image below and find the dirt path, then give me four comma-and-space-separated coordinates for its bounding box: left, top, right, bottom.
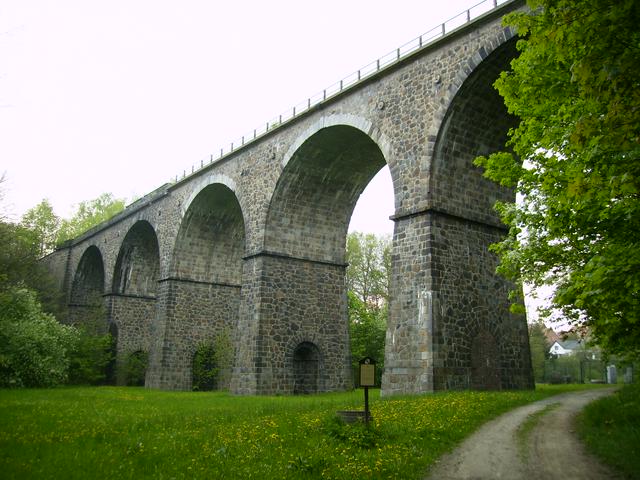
426, 388, 622, 480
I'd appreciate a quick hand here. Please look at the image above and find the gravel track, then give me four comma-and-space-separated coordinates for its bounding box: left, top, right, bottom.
425, 388, 622, 480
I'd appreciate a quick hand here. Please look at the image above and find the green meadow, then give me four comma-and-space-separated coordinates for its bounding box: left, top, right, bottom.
0, 384, 607, 480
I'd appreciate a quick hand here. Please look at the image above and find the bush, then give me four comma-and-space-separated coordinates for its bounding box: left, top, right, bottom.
192, 329, 234, 391
123, 350, 148, 386
67, 329, 114, 385
0, 287, 78, 387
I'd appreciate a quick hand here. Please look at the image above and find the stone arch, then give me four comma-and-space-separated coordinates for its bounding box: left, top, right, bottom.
426, 27, 518, 154
291, 341, 323, 394
244, 122, 392, 394
112, 220, 160, 296
147, 182, 245, 390
172, 182, 246, 284
266, 123, 389, 263
429, 31, 519, 224
69, 245, 106, 328
109, 220, 160, 385
181, 173, 240, 218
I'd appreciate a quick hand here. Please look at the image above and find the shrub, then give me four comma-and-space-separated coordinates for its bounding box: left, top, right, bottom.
192, 328, 234, 391
0, 287, 78, 387
123, 350, 148, 386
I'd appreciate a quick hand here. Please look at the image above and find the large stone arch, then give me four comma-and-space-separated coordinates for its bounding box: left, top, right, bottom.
146, 182, 246, 390
108, 220, 160, 385
232, 121, 392, 394
68, 245, 106, 329
383, 31, 532, 394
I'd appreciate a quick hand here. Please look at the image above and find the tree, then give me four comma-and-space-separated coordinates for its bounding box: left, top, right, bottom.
528, 321, 550, 383
346, 232, 391, 313
346, 232, 391, 384
20, 199, 60, 257
57, 193, 125, 243
474, 0, 640, 357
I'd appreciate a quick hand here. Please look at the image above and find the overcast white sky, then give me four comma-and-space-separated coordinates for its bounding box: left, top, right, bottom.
0, 0, 496, 235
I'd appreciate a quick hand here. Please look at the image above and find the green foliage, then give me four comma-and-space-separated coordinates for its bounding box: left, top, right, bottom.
192, 328, 234, 391
56, 193, 125, 244
0, 385, 605, 479
528, 322, 550, 382
0, 287, 78, 387
348, 292, 386, 385
577, 383, 640, 478
20, 199, 60, 257
474, 0, 640, 356
346, 233, 390, 385
346, 232, 390, 310
123, 351, 149, 386
67, 319, 114, 386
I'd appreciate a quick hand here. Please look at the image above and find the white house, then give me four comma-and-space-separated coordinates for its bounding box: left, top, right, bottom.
549, 340, 581, 356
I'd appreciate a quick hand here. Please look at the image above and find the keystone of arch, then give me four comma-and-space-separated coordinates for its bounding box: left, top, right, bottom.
281, 113, 393, 170
180, 173, 240, 217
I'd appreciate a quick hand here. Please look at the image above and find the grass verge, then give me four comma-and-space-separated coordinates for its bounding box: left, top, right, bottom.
0, 383, 604, 480
577, 383, 640, 479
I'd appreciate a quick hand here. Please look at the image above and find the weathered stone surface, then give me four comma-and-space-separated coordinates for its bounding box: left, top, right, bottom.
43, 0, 533, 395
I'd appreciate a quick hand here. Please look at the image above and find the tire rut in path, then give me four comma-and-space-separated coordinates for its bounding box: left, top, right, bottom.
425, 388, 622, 480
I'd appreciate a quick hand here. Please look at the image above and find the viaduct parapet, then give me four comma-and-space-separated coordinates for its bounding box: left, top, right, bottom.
44, 0, 533, 395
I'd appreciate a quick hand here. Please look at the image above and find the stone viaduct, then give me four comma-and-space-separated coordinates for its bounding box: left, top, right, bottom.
44, 0, 534, 395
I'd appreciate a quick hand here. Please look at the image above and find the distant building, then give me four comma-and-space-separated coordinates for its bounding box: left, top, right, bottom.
549, 340, 581, 356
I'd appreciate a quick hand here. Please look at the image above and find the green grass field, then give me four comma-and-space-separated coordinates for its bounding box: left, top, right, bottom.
0, 384, 606, 479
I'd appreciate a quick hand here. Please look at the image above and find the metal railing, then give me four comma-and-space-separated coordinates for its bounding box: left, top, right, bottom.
174, 0, 511, 183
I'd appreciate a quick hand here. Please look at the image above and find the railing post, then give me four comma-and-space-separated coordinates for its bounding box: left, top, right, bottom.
340, 79, 343, 91
323, 89, 326, 100
467, 9, 471, 22
441, 23, 446, 36
254, 129, 257, 139
220, 148, 223, 158
397, 48, 400, 60
293, 106, 296, 116
231, 142, 234, 151
241, 135, 245, 145
357, 70, 361, 81
308, 98, 311, 109
210, 154, 213, 163
376, 59, 380, 71
419, 35, 423, 47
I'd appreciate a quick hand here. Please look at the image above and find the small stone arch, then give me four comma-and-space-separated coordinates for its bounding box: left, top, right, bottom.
292, 341, 323, 395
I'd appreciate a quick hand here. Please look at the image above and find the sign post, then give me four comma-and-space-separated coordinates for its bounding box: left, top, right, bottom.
359, 357, 376, 426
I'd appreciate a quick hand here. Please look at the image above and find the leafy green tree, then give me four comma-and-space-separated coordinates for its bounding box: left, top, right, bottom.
0, 287, 78, 387
346, 232, 391, 313
20, 199, 60, 257
57, 193, 125, 243
346, 233, 390, 384
528, 322, 550, 382
474, 0, 640, 357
